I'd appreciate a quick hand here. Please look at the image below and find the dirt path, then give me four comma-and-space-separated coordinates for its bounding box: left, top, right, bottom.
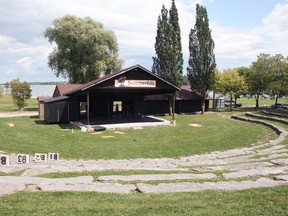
0, 111, 38, 118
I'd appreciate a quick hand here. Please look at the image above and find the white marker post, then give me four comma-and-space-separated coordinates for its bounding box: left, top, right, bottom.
17, 154, 30, 164
48, 153, 59, 161
34, 153, 47, 162
0, 155, 9, 165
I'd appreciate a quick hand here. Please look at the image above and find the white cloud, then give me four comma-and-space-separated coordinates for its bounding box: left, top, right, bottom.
0, 34, 15, 45
0, 0, 287, 82
17, 57, 33, 71
262, 2, 288, 41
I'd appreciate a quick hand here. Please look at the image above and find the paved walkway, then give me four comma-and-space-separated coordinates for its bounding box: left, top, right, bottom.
0, 112, 288, 195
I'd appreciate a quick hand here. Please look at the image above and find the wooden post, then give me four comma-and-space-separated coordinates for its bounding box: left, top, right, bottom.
67, 102, 70, 122
172, 93, 176, 125
87, 92, 90, 125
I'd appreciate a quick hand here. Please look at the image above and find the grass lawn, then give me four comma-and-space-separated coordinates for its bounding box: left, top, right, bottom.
0, 95, 38, 112
0, 113, 276, 159
0, 186, 287, 216
237, 97, 287, 107
0, 97, 287, 215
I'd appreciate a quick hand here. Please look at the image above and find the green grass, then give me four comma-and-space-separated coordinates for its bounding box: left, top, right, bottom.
0, 186, 287, 215
237, 97, 288, 107
0, 95, 38, 112
0, 102, 286, 215
0, 114, 276, 159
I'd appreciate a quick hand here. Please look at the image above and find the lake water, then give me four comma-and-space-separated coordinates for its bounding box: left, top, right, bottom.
30, 85, 56, 97
1, 85, 56, 97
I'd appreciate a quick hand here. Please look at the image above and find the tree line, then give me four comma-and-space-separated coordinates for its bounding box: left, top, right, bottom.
215, 53, 288, 109
152, 2, 288, 112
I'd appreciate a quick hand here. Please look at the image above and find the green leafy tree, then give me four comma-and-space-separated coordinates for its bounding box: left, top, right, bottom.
237, 66, 251, 77
212, 68, 221, 109
268, 54, 288, 104
216, 69, 247, 111
152, 1, 183, 115
45, 15, 123, 84
10, 79, 32, 110
246, 53, 273, 108
187, 4, 216, 114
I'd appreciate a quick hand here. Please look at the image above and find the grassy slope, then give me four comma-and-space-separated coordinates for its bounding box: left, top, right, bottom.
0, 114, 276, 159
0, 186, 287, 216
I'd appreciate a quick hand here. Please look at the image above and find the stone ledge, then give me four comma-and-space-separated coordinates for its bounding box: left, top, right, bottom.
97, 173, 217, 182
136, 177, 286, 193
231, 114, 288, 145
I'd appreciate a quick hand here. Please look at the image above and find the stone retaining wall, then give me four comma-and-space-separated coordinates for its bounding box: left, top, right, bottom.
231, 113, 288, 144
262, 110, 288, 119
232, 113, 286, 135
245, 112, 288, 126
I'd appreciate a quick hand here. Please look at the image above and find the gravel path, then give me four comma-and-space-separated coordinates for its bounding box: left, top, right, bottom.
0, 111, 38, 118
0, 112, 288, 195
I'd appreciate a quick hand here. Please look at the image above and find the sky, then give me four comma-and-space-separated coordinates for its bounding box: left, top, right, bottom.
0, 0, 288, 83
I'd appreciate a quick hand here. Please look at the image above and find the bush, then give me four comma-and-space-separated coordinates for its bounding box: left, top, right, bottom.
10, 79, 32, 110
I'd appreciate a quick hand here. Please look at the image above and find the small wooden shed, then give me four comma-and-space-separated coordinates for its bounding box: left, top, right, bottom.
44, 96, 80, 123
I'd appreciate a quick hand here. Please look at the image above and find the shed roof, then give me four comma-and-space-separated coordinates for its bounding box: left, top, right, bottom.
53, 84, 82, 97
44, 95, 70, 103
37, 96, 52, 102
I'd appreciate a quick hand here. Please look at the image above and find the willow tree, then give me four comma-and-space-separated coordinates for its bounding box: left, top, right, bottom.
187, 4, 216, 114
152, 0, 183, 115
45, 15, 123, 84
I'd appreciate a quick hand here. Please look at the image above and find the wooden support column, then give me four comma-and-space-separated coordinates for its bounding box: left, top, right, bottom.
172, 93, 176, 121
87, 92, 90, 125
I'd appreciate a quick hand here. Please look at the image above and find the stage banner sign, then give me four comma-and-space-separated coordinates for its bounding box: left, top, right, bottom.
115, 80, 156, 88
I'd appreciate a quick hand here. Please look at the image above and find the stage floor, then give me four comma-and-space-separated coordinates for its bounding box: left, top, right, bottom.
70, 114, 172, 130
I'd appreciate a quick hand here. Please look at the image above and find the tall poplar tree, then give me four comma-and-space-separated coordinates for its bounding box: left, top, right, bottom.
152, 0, 183, 87
152, 0, 183, 115
187, 4, 216, 114
169, 0, 183, 86
152, 5, 170, 79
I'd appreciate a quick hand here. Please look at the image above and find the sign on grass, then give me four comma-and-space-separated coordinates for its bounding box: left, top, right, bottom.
48, 153, 59, 161
0, 155, 9, 165
17, 154, 29, 164
35, 153, 47, 162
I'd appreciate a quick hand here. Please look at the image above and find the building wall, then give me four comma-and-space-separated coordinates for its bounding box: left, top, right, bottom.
38, 101, 45, 119
37, 97, 52, 119
135, 100, 170, 115
134, 99, 209, 115
44, 99, 80, 123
